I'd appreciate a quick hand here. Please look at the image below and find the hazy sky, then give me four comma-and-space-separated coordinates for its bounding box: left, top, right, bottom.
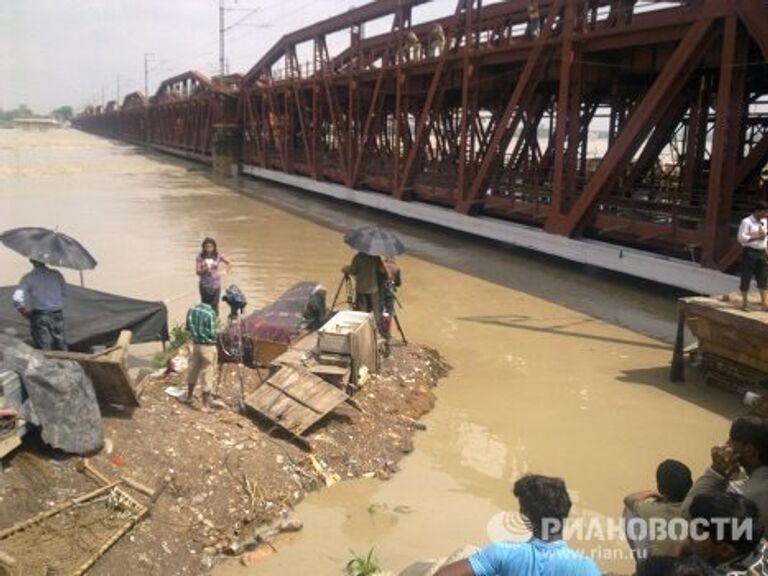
1, 0, 451, 114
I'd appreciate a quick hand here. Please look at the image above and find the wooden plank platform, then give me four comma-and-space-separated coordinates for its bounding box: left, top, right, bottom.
244, 364, 349, 439
671, 295, 768, 387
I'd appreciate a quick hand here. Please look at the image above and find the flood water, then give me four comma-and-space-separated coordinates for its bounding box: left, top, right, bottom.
0, 129, 744, 574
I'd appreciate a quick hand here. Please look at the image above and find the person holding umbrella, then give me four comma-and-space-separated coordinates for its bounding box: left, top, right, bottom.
12, 260, 68, 350
1, 227, 97, 351
342, 225, 406, 329
343, 251, 382, 317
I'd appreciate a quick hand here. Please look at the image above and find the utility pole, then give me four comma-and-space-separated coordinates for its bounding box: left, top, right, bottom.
116, 76, 121, 106
219, 1, 266, 77
219, 0, 226, 77
144, 52, 156, 97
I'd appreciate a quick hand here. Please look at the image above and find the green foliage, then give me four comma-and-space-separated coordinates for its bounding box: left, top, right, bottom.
151, 323, 191, 368
169, 324, 191, 349
0, 105, 35, 122
345, 548, 380, 576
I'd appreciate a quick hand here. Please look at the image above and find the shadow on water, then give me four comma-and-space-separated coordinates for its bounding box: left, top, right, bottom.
456, 314, 670, 351
616, 365, 745, 419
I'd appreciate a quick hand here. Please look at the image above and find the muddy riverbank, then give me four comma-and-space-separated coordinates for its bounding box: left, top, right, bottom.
0, 343, 448, 575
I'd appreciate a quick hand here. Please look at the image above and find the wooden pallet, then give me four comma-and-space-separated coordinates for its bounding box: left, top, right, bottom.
245, 364, 350, 444
672, 296, 768, 383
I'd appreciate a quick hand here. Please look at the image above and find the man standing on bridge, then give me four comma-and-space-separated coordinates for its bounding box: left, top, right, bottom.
737, 201, 768, 312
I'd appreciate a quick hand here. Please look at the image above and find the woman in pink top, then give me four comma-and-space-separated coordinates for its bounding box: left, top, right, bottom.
195, 237, 231, 316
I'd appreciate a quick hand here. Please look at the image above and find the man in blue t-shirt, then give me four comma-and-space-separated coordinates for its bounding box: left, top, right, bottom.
435, 474, 601, 576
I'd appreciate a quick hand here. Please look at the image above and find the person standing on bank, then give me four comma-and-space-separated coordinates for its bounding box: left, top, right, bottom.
737, 201, 768, 312
12, 259, 68, 351
195, 237, 231, 317
343, 251, 382, 319
183, 301, 218, 413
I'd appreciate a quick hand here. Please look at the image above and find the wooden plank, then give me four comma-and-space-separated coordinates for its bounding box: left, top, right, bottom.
244, 364, 349, 437
42, 330, 139, 407
679, 295, 768, 376
349, 315, 378, 383
254, 340, 289, 365
106, 330, 132, 367
0, 420, 27, 459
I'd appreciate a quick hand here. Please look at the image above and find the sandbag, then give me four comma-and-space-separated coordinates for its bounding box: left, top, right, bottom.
0, 334, 103, 454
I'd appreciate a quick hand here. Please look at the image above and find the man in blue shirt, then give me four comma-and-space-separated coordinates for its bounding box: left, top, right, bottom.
12, 259, 68, 350
435, 474, 601, 576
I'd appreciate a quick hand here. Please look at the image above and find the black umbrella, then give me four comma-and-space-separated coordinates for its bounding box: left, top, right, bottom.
343, 225, 405, 256
0, 227, 98, 270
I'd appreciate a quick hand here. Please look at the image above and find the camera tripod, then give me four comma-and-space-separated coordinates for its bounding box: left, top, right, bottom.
330, 273, 355, 312
217, 308, 262, 413
329, 272, 407, 353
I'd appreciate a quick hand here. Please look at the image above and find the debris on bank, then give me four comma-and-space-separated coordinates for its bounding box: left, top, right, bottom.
0, 315, 449, 575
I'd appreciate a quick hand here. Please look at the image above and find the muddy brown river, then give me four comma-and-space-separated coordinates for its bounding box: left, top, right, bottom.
0, 129, 744, 574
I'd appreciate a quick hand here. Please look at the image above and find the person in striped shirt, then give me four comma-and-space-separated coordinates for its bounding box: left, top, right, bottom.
184, 302, 218, 412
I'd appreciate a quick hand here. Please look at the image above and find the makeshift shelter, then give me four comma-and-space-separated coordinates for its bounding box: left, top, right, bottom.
0, 285, 168, 352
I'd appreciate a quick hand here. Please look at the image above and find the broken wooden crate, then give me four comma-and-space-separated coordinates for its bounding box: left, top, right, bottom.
43, 330, 139, 407
244, 363, 351, 442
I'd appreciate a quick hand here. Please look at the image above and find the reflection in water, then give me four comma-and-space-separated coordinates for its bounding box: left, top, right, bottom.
0, 130, 746, 574
456, 420, 511, 480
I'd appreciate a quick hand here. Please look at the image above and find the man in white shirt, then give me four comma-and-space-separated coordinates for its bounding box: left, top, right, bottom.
737, 201, 768, 311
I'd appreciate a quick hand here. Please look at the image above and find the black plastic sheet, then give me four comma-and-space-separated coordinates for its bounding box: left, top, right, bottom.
0, 334, 103, 454
0, 285, 169, 351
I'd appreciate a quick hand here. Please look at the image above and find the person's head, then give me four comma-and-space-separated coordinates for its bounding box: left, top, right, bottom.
512, 474, 571, 539
753, 200, 768, 219
687, 493, 764, 564
200, 237, 218, 258
728, 416, 768, 472
656, 459, 693, 502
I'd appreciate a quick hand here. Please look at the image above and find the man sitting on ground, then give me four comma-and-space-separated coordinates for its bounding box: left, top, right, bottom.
683, 493, 764, 574
683, 416, 768, 530
434, 474, 600, 576
624, 459, 693, 561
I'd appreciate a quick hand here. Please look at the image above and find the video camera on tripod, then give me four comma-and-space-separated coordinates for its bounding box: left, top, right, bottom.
222, 284, 247, 319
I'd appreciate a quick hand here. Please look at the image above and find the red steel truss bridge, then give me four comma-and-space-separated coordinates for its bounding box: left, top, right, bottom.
74, 0, 768, 291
